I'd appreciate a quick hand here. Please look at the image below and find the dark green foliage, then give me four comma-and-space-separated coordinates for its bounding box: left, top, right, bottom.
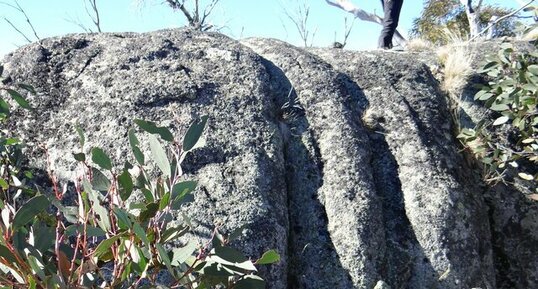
458, 43, 538, 186
411, 0, 517, 44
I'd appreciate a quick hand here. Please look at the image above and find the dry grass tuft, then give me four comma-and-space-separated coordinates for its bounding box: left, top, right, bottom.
405, 38, 435, 52
439, 44, 474, 96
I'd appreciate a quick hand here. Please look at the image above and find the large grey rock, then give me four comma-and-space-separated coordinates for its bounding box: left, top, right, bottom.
311, 48, 496, 289
2, 29, 537, 289
3, 29, 289, 288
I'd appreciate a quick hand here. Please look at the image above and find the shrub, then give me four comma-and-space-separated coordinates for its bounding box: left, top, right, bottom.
458, 43, 537, 188
0, 67, 279, 288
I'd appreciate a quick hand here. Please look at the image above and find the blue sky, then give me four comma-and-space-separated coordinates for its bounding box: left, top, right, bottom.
0, 0, 526, 57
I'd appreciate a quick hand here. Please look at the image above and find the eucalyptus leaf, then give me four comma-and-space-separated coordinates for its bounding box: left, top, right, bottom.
6, 89, 32, 109
91, 147, 113, 171
12, 195, 50, 229
171, 242, 197, 266
149, 134, 171, 177
91, 167, 111, 191
156, 243, 172, 272
94, 235, 122, 258
134, 119, 174, 142
133, 222, 150, 247
117, 169, 133, 201
234, 275, 266, 289
255, 250, 280, 265
17, 83, 36, 94
183, 115, 208, 151
113, 208, 132, 229
493, 116, 509, 126
129, 129, 145, 165
72, 152, 86, 162
75, 123, 85, 147
528, 64, 538, 76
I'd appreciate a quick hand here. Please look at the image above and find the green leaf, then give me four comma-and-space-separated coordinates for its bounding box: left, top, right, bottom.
117, 170, 133, 201
83, 178, 110, 231
171, 181, 197, 209
479, 61, 499, 72
132, 246, 148, 274
159, 192, 171, 210
149, 134, 171, 177
72, 153, 86, 162
17, 83, 36, 94
75, 123, 85, 147
162, 225, 189, 243
91, 167, 111, 191
128, 129, 145, 165
0, 98, 10, 116
234, 275, 266, 289
134, 119, 174, 142
65, 224, 105, 238
0, 178, 8, 190
139, 202, 159, 222
490, 103, 510, 111
474, 90, 493, 101
6, 89, 32, 109
141, 188, 154, 203
12, 195, 50, 229
183, 115, 208, 151
172, 181, 197, 199
91, 147, 113, 171
156, 243, 172, 271
94, 235, 122, 258
528, 65, 538, 76
255, 250, 280, 265
493, 116, 510, 126
171, 242, 197, 266
210, 246, 257, 271
0, 244, 18, 264
113, 208, 132, 230
133, 223, 150, 247
27, 254, 46, 280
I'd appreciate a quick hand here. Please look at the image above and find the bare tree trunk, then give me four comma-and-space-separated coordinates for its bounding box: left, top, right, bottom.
460, 0, 483, 38
326, 0, 406, 45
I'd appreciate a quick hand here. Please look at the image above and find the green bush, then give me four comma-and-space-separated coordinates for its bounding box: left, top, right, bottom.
458, 43, 537, 187
0, 68, 279, 288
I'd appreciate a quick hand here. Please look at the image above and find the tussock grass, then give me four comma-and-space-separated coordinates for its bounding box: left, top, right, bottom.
439, 44, 474, 96
405, 38, 435, 52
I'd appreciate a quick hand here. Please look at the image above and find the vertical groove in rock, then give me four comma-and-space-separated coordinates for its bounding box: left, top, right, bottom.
243, 38, 385, 289
312, 48, 496, 289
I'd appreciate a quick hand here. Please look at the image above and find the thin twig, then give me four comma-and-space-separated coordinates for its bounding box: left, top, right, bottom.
0, 1, 40, 42
2, 18, 32, 43
85, 0, 102, 32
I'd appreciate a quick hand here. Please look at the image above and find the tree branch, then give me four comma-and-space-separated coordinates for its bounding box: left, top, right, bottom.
85, 0, 102, 33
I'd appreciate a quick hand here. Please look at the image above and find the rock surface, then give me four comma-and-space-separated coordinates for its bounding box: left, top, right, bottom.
2, 29, 537, 289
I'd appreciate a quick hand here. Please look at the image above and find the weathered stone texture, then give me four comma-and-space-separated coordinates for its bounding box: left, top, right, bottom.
3, 29, 537, 289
